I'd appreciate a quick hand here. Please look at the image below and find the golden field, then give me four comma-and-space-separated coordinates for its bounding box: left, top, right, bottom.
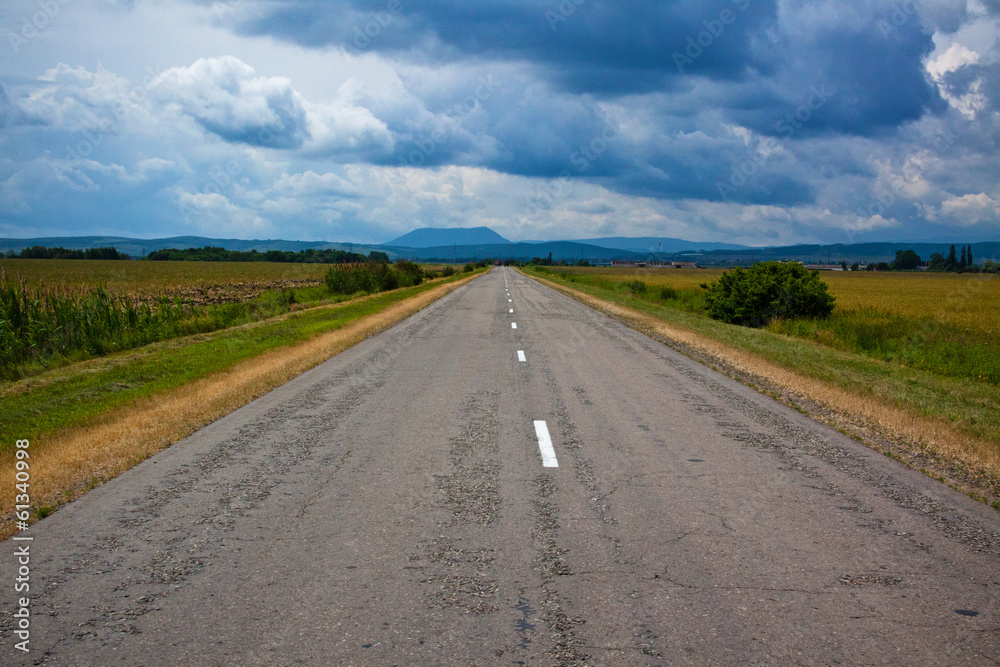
553, 267, 999, 338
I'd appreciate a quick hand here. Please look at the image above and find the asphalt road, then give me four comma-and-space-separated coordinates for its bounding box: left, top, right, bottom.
5, 267, 999, 665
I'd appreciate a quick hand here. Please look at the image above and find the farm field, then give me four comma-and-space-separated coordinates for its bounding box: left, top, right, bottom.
0, 258, 470, 382
544, 267, 998, 334
542, 267, 1000, 384
0, 259, 473, 304
0, 258, 333, 303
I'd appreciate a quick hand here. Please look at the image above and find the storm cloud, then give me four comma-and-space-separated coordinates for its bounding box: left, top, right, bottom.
0, 0, 997, 245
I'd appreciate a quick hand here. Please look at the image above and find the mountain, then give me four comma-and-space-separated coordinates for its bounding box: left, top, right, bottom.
386, 227, 510, 248
571, 237, 749, 253
382, 241, 637, 262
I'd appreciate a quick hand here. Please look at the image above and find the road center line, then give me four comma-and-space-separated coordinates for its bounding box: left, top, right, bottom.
533, 420, 559, 468
509, 308, 514, 313
517, 350, 526, 362
512, 322, 517, 329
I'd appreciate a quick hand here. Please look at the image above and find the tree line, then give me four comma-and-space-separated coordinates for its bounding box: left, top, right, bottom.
851, 245, 998, 273
3, 245, 393, 264
6, 246, 130, 260
925, 244, 995, 272
146, 246, 389, 263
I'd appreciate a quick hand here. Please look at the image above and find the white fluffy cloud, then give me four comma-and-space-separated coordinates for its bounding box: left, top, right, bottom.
151, 56, 309, 149
938, 192, 1000, 224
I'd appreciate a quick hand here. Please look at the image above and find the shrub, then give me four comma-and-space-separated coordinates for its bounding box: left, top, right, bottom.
659, 286, 678, 300
622, 279, 647, 294
394, 260, 424, 286
324, 261, 426, 296
702, 261, 835, 327
463, 263, 475, 273
0, 271, 275, 379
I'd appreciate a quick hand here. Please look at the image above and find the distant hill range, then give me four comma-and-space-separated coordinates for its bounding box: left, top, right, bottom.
385, 226, 510, 247
693, 242, 1000, 265
2, 231, 998, 264
389, 229, 746, 254
530, 236, 748, 253
0, 236, 390, 259
382, 241, 635, 262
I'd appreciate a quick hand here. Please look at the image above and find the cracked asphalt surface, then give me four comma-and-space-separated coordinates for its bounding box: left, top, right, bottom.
4, 267, 999, 665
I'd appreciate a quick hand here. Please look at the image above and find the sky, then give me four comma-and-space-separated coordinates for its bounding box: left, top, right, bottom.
1, 0, 998, 246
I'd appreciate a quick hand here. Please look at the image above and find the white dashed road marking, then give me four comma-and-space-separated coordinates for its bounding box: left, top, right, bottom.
533, 420, 558, 468
517, 350, 526, 362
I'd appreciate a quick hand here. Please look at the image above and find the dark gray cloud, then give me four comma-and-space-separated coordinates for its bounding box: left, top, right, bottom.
228, 0, 943, 137
2, 0, 998, 245
233, 1, 778, 91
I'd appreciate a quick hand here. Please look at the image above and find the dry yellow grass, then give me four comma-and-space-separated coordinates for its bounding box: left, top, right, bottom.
558, 266, 1000, 335
528, 271, 1000, 481
0, 273, 481, 540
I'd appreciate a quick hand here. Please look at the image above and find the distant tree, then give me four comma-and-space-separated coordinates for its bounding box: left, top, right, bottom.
875, 261, 891, 271
960, 246, 968, 268
946, 244, 958, 271
892, 249, 921, 270
840, 261, 848, 271
701, 261, 835, 327
529, 254, 555, 266
368, 251, 390, 263
968, 245, 974, 267
850, 262, 860, 271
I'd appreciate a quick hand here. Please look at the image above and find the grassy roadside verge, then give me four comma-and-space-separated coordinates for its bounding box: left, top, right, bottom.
0, 270, 486, 538
521, 268, 1000, 509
